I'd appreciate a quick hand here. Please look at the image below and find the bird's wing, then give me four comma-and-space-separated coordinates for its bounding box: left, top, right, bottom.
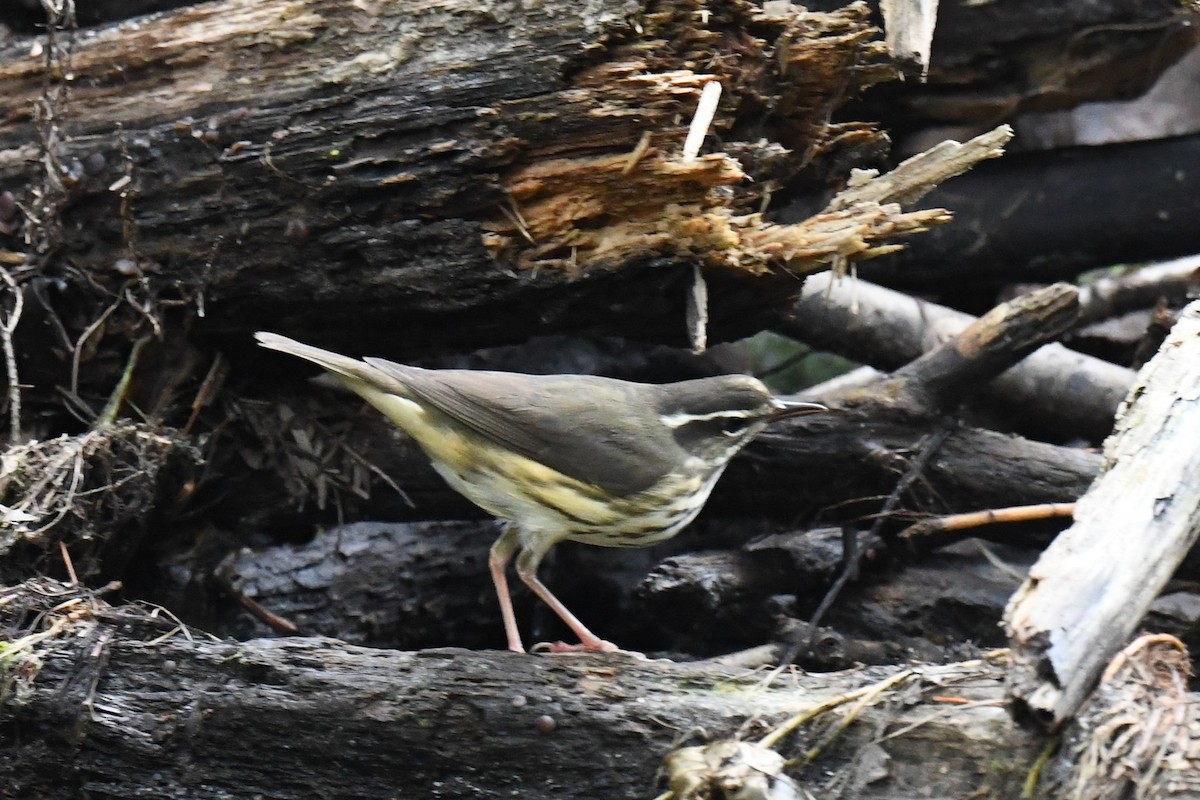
364, 358, 679, 497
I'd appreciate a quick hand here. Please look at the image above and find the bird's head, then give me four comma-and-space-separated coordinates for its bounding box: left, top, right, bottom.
657, 375, 826, 466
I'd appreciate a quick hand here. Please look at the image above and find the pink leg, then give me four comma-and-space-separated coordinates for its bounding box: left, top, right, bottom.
489, 527, 524, 653
515, 547, 618, 653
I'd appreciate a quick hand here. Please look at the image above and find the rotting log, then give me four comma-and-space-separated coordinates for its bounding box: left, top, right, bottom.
1004, 299, 1200, 731
1038, 634, 1200, 799
0, 578, 1036, 800
0, 0, 964, 369
212, 516, 1030, 661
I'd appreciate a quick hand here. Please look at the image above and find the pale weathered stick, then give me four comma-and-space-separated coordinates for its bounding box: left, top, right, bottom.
880, 0, 939, 77
1004, 299, 1200, 730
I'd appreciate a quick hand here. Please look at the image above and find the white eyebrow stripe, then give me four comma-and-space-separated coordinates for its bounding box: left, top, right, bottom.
661, 408, 756, 428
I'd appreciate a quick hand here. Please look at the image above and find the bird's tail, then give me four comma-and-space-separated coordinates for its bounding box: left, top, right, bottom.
255, 332, 399, 390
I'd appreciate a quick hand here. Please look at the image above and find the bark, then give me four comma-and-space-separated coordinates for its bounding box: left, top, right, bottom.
0, 0, 945, 367
1004, 300, 1200, 731
0, 578, 1036, 800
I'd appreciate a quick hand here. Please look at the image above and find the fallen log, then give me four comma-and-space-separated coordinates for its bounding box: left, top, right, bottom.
0, 578, 1035, 800
778, 272, 1135, 442
1005, 299, 1200, 730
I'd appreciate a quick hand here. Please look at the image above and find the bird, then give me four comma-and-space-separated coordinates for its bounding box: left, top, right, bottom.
255, 332, 826, 653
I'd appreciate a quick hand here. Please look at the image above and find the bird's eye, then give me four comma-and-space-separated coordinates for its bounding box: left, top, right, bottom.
720, 417, 747, 436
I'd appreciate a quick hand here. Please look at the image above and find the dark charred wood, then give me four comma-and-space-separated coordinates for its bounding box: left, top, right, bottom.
809, 0, 1197, 134
853, 135, 1200, 303
0, 0, 907, 384
0, 578, 1038, 800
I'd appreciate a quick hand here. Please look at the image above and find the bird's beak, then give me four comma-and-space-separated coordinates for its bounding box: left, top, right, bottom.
768, 398, 827, 421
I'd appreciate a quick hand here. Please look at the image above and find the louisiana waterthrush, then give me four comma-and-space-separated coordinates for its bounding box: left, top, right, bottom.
256, 332, 825, 652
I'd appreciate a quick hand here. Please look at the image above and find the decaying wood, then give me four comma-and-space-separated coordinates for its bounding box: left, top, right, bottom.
825, 124, 1011, 212
0, 0, 978, 364
780, 272, 1135, 442
0, 578, 1036, 800
637, 533, 1034, 664
1042, 635, 1200, 799
214, 513, 1027, 663
2, 2, 1196, 795
1004, 299, 1200, 731
216, 520, 505, 648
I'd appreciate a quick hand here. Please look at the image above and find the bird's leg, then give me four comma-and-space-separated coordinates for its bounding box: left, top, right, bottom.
515, 547, 618, 653
489, 526, 524, 653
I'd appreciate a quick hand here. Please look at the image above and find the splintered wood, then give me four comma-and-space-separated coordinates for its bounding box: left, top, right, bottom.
481, 150, 955, 274
481, 0, 1011, 277
481, 150, 748, 271
1045, 635, 1200, 799
482, 126, 1006, 275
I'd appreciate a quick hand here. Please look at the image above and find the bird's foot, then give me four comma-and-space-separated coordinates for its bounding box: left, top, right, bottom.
531, 639, 638, 656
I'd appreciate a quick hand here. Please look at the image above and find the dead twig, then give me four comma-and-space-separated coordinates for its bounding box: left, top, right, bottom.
899, 502, 1076, 548
0, 268, 24, 442
784, 425, 954, 664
